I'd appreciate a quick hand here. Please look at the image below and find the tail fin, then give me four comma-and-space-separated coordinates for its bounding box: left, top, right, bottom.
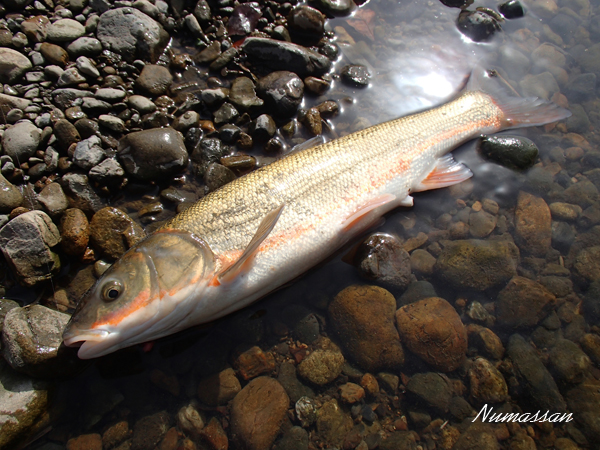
467, 66, 571, 129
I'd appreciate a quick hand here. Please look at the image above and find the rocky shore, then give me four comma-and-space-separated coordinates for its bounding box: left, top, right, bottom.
1, 0, 600, 449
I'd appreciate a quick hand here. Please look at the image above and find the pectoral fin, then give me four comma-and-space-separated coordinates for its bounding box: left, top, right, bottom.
218, 203, 285, 284
413, 154, 472, 192
341, 193, 396, 232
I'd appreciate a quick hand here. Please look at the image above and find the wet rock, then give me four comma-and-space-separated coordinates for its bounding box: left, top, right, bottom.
73, 135, 105, 170
574, 246, 600, 284
54, 119, 81, 151
352, 233, 411, 290
329, 285, 404, 372
197, 367, 241, 406
499, 0, 525, 18
60, 208, 89, 256
118, 127, 188, 181
469, 326, 505, 360
0, 211, 60, 287
311, 0, 355, 16
435, 239, 519, 291
478, 135, 539, 171
0, 48, 32, 83
135, 64, 173, 96
552, 221, 576, 252
98, 115, 125, 133
457, 9, 501, 42
199, 417, 228, 450
0, 361, 49, 450
277, 361, 315, 402
396, 297, 467, 372
316, 398, 353, 446
38, 183, 69, 218
213, 102, 239, 125
563, 180, 599, 208
341, 64, 370, 87
550, 202, 582, 221
227, 3, 261, 37
230, 377, 289, 450
581, 333, 600, 365
2, 121, 41, 162
507, 334, 567, 412
0, 173, 23, 213
61, 173, 105, 214
469, 210, 497, 238
257, 71, 304, 118
97, 7, 169, 63
406, 372, 453, 414
298, 348, 344, 385
235, 346, 276, 380
195, 41, 221, 64
410, 249, 436, 275
2, 305, 80, 377
241, 37, 331, 77
229, 77, 264, 111
131, 411, 171, 450
497, 276, 556, 328
209, 48, 238, 72
47, 18, 85, 42
469, 357, 508, 404
397, 280, 437, 307
288, 5, 325, 42
339, 382, 365, 404
567, 104, 591, 134
549, 339, 590, 383
566, 379, 600, 444
89, 207, 145, 260
204, 163, 236, 192
520, 71, 559, 100
274, 426, 308, 450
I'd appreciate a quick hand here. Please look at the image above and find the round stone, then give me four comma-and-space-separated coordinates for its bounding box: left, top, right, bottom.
0, 48, 32, 83
46, 19, 86, 42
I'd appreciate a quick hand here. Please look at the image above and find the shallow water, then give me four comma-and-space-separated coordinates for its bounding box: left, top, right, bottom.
20, 0, 600, 448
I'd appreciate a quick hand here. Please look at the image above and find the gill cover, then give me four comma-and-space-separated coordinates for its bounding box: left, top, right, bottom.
62, 229, 215, 358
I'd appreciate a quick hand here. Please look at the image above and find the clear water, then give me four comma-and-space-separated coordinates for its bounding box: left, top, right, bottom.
21, 0, 600, 447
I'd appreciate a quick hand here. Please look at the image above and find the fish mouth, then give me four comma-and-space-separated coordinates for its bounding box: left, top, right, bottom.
63, 327, 117, 359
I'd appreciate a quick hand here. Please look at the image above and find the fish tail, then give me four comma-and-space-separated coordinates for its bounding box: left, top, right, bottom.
467, 65, 571, 129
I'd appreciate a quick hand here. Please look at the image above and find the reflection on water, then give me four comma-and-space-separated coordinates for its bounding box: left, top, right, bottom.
23, 0, 600, 447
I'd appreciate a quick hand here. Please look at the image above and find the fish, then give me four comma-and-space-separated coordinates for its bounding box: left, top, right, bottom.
62, 67, 570, 358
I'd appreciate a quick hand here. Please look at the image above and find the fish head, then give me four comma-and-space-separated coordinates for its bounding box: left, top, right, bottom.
62, 230, 215, 359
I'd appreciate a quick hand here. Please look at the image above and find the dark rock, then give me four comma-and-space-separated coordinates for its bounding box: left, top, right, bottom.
209, 47, 238, 72
135, 64, 173, 96
219, 124, 241, 143
0, 211, 60, 287
204, 163, 236, 192
60, 173, 105, 215
89, 206, 145, 260
329, 285, 404, 372
288, 5, 325, 43
406, 372, 454, 414
452, 422, 500, 450
396, 297, 467, 372
230, 377, 289, 450
0, 173, 23, 213
40, 42, 69, 66
304, 76, 330, 95
193, 0, 212, 24
251, 114, 277, 142
53, 119, 81, 152
257, 71, 304, 118
397, 280, 437, 307
2, 305, 82, 377
234, 346, 275, 381
566, 380, 600, 444
227, 3, 262, 37
562, 180, 599, 208
191, 137, 228, 168
277, 361, 315, 403
81, 97, 112, 115
229, 77, 264, 111
195, 41, 222, 64
340, 64, 370, 87
352, 233, 411, 290
567, 104, 591, 134
89, 158, 126, 187
241, 37, 331, 77
499, 0, 525, 18
315, 398, 352, 446
450, 396, 476, 421
73, 136, 106, 170
582, 280, 600, 325
298, 348, 344, 385
131, 411, 171, 450
197, 367, 241, 406
564, 73, 596, 103
274, 426, 309, 450
60, 208, 89, 256
213, 102, 239, 124
435, 239, 519, 291
378, 431, 417, 450
118, 127, 188, 181
497, 276, 556, 329
552, 221, 576, 252
457, 9, 501, 42
310, 0, 355, 16
477, 135, 538, 171
97, 7, 170, 63
549, 339, 590, 383
74, 118, 100, 139
574, 246, 600, 284
507, 334, 567, 413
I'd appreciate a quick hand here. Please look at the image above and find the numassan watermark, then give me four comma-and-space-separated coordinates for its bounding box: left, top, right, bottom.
473, 404, 573, 423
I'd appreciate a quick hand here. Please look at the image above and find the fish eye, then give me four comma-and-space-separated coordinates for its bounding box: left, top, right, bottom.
102, 281, 123, 302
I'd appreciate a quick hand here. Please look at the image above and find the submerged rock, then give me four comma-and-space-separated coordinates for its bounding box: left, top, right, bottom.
406, 372, 454, 414
131, 411, 171, 450
496, 276, 556, 328
457, 9, 502, 42
298, 349, 344, 386
515, 191, 552, 257
197, 367, 241, 406
549, 339, 590, 383
468, 357, 508, 404
478, 135, 539, 171
316, 398, 353, 446
230, 377, 289, 450
566, 379, 600, 444
396, 297, 467, 372
328, 285, 404, 372
0, 211, 61, 287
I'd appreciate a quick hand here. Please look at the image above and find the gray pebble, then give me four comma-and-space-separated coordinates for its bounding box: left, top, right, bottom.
66, 37, 103, 57
76, 56, 100, 78
1, 120, 41, 162
127, 94, 156, 113
46, 18, 86, 42
37, 182, 69, 218
0, 173, 23, 213
73, 135, 105, 170
98, 114, 125, 132
95, 87, 126, 102
57, 67, 86, 87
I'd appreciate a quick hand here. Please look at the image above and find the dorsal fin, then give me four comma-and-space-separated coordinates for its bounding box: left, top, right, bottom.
218, 203, 285, 284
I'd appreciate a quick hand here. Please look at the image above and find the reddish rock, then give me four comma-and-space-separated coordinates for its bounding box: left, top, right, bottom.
200, 417, 228, 450
395, 297, 467, 372
328, 285, 404, 372
515, 191, 552, 256
468, 357, 508, 404
66, 434, 102, 450
496, 276, 556, 329
131, 411, 170, 450
60, 208, 89, 256
230, 377, 289, 450
360, 373, 379, 396
89, 207, 145, 260
158, 427, 179, 450
102, 421, 131, 449
339, 382, 365, 404
467, 325, 505, 360
234, 346, 276, 380
197, 367, 241, 406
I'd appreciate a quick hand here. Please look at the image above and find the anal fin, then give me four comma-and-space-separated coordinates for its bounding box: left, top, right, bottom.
218, 204, 285, 284
413, 154, 472, 192
342, 193, 396, 232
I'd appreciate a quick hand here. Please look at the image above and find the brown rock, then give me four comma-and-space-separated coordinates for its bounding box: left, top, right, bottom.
40, 42, 69, 66
468, 357, 508, 404
339, 382, 365, 404
131, 411, 170, 450
197, 367, 241, 406
66, 434, 102, 450
53, 119, 81, 151
200, 417, 228, 450
230, 377, 289, 450
574, 246, 600, 284
328, 285, 404, 372
395, 297, 467, 372
234, 346, 276, 380
158, 427, 179, 450
135, 64, 173, 96
20, 16, 50, 43
360, 373, 379, 396
60, 208, 89, 256
316, 399, 353, 446
102, 421, 131, 450
581, 333, 600, 365
467, 325, 505, 360
89, 207, 145, 260
515, 191, 552, 256
297, 349, 344, 385
496, 276, 556, 329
